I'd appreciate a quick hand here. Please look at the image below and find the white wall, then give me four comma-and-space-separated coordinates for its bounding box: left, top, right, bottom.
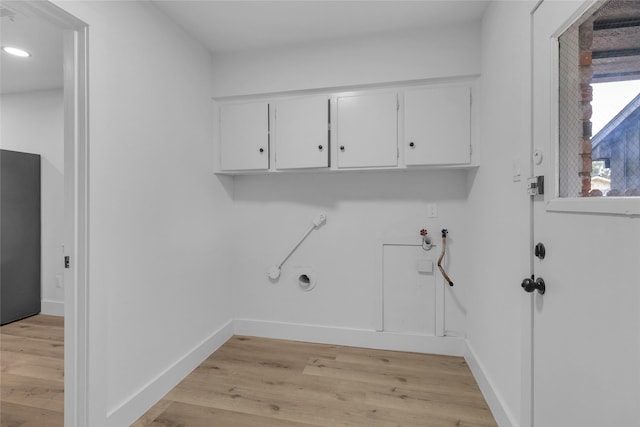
52, 2, 234, 425
212, 23, 481, 97
232, 171, 470, 337
466, 2, 535, 425
214, 22, 482, 345
1, 89, 65, 315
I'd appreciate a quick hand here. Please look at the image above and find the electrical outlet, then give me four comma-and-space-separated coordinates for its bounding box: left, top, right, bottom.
427, 203, 438, 218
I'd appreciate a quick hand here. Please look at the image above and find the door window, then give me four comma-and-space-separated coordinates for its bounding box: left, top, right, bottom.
558, 0, 640, 197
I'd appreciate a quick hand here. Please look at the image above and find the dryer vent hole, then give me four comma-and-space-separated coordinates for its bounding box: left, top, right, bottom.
297, 274, 315, 291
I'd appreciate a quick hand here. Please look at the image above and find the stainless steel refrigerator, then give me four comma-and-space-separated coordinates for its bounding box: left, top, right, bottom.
1, 149, 41, 325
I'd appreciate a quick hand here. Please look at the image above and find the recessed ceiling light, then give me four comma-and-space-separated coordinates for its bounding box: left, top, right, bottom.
2, 46, 31, 57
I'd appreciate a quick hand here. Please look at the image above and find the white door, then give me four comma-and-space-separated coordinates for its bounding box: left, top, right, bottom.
274, 96, 329, 170
336, 91, 398, 168
219, 101, 269, 171
531, 2, 640, 426
404, 85, 471, 166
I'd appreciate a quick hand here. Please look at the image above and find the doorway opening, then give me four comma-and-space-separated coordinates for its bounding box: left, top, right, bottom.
0, 1, 88, 425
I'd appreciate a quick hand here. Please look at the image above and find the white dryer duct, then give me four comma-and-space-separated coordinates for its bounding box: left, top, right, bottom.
268, 212, 327, 280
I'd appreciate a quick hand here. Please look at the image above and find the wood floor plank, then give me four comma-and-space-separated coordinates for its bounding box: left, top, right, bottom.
334, 351, 472, 377
1, 350, 64, 382
144, 401, 319, 427
303, 356, 482, 395
0, 373, 64, 413
367, 383, 495, 411
215, 336, 339, 365
0, 322, 64, 342
0, 400, 64, 427
365, 390, 497, 426
13, 314, 64, 328
0, 333, 65, 359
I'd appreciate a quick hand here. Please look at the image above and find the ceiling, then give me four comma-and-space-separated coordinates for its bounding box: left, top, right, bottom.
0, 1, 489, 94
152, 1, 490, 54
0, 2, 64, 94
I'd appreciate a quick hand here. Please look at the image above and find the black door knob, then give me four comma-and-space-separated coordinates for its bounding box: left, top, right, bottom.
340, 146, 345, 151
521, 276, 545, 295
259, 148, 264, 153
409, 142, 415, 148
521, 277, 535, 293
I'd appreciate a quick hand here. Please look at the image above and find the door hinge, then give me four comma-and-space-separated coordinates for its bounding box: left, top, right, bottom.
527, 176, 544, 196
64, 256, 70, 269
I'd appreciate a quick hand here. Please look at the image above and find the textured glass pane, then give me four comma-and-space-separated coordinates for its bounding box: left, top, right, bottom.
559, 22, 584, 197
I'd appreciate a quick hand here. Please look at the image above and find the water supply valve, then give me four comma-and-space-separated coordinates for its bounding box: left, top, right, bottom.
419, 228, 433, 251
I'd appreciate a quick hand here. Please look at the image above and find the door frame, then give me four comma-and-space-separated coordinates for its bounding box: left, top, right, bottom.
9, 1, 90, 425
62, 20, 90, 427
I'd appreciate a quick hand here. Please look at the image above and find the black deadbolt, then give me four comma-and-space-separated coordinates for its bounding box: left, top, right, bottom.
535, 243, 546, 260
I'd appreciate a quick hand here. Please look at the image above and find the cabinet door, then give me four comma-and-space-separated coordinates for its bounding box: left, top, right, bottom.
336, 92, 398, 168
274, 96, 329, 170
404, 86, 471, 166
219, 101, 268, 171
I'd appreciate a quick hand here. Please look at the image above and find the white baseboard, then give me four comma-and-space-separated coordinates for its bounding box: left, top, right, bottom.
234, 318, 466, 356
41, 299, 64, 316
106, 319, 234, 427
464, 341, 516, 427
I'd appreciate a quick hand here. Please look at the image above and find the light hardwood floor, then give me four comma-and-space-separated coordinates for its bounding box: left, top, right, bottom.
0, 314, 64, 427
133, 336, 497, 427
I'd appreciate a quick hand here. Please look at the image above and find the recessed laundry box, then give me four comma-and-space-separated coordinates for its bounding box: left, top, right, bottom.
382, 245, 436, 335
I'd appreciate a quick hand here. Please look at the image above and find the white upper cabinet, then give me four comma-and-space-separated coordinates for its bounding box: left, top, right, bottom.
274, 96, 329, 170
336, 91, 398, 168
404, 85, 471, 166
214, 81, 477, 174
219, 101, 269, 171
